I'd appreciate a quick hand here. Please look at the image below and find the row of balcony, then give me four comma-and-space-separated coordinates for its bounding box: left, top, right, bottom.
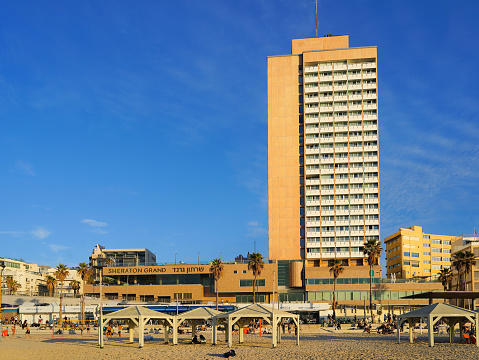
304, 62, 376, 73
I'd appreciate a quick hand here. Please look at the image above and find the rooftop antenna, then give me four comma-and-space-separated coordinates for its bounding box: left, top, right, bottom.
315, 0, 318, 37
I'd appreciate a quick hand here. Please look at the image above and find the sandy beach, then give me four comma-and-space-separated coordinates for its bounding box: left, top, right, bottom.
1, 325, 478, 360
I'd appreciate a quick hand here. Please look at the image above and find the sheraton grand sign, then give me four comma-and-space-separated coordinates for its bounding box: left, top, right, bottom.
104, 265, 207, 275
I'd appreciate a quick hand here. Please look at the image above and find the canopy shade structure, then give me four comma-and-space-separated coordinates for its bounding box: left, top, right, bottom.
402, 291, 479, 307
397, 303, 479, 347
171, 307, 224, 345
99, 305, 175, 348
212, 304, 299, 348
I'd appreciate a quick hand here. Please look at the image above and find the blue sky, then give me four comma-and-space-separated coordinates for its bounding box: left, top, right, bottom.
1, 1, 478, 270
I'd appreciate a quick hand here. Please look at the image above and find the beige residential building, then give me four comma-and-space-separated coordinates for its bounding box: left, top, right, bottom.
268, 35, 380, 270
450, 233, 479, 294
385, 226, 456, 279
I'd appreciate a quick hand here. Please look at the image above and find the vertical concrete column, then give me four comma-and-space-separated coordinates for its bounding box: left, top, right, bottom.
475, 314, 479, 348
173, 319, 178, 345
296, 316, 300, 345
448, 319, 456, 343
408, 319, 413, 343
227, 319, 233, 349
164, 325, 169, 343
238, 320, 244, 343
272, 318, 277, 348
99, 314, 104, 348
427, 316, 434, 347
191, 320, 197, 338
397, 320, 401, 344
129, 322, 134, 343
212, 319, 217, 345
139, 319, 144, 348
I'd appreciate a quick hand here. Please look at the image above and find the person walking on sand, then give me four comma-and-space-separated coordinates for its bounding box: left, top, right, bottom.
25, 326, 31, 338
118, 324, 122, 337
12, 325, 16, 337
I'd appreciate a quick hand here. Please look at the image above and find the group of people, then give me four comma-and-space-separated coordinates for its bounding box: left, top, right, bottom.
103, 322, 123, 338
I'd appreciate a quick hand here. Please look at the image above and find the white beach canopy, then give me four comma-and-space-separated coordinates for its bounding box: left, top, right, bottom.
98, 305, 175, 348
171, 307, 223, 345
397, 303, 479, 347
211, 303, 299, 348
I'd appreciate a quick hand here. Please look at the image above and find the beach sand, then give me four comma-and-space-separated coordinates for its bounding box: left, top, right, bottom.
1, 326, 478, 359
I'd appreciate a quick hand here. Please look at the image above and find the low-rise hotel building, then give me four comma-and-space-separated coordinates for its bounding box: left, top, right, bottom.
85, 246, 278, 304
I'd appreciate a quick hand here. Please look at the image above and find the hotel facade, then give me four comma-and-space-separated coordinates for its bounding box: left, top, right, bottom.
268, 35, 380, 271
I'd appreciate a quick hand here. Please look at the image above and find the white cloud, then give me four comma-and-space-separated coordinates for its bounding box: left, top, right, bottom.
91, 229, 108, 234
81, 219, 108, 227
14, 160, 36, 176
247, 221, 268, 238
48, 244, 69, 253
31, 227, 51, 239
0, 231, 24, 237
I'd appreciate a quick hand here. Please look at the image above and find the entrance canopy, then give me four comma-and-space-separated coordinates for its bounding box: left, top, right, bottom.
397, 303, 479, 347
99, 305, 175, 348
212, 304, 299, 348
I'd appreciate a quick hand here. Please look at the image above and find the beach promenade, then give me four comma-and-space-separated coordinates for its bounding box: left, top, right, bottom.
1, 326, 477, 359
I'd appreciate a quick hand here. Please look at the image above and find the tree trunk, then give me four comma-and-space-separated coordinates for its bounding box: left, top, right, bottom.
59, 282, 64, 327
369, 265, 374, 323
253, 276, 256, 304
81, 280, 85, 324
215, 278, 219, 311
332, 278, 336, 320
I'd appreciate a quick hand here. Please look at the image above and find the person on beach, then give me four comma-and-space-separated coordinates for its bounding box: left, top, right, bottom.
118, 324, 122, 337
25, 326, 31, 338
12, 325, 16, 337
87, 323, 90, 334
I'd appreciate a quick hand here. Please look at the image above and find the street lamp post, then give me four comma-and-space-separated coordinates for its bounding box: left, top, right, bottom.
175, 253, 177, 265
198, 252, 200, 265
0, 262, 5, 342
94, 255, 106, 349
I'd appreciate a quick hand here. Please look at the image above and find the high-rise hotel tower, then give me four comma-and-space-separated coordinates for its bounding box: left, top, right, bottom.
268, 35, 380, 269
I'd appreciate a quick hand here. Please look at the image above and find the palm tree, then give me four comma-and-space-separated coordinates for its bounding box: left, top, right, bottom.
78, 262, 91, 324
462, 251, 477, 292
55, 264, 69, 327
209, 258, 224, 310
363, 239, 382, 322
329, 259, 344, 320
6, 276, 21, 294
5, 276, 14, 294
248, 252, 264, 304
46, 275, 57, 297
70, 280, 81, 296
438, 267, 453, 291
452, 251, 465, 290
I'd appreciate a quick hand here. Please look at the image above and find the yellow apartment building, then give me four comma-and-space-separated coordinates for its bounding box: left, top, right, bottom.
385, 226, 455, 279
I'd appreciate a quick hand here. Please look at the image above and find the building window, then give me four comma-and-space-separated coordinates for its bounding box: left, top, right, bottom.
432, 248, 441, 253
432, 257, 441, 262
240, 279, 265, 287
424, 260, 431, 264
411, 253, 419, 258
423, 235, 430, 239
423, 252, 430, 256
403, 261, 410, 265
233, 270, 238, 274
242, 270, 247, 274
423, 243, 430, 247
443, 241, 451, 245
404, 252, 410, 257
431, 239, 441, 244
